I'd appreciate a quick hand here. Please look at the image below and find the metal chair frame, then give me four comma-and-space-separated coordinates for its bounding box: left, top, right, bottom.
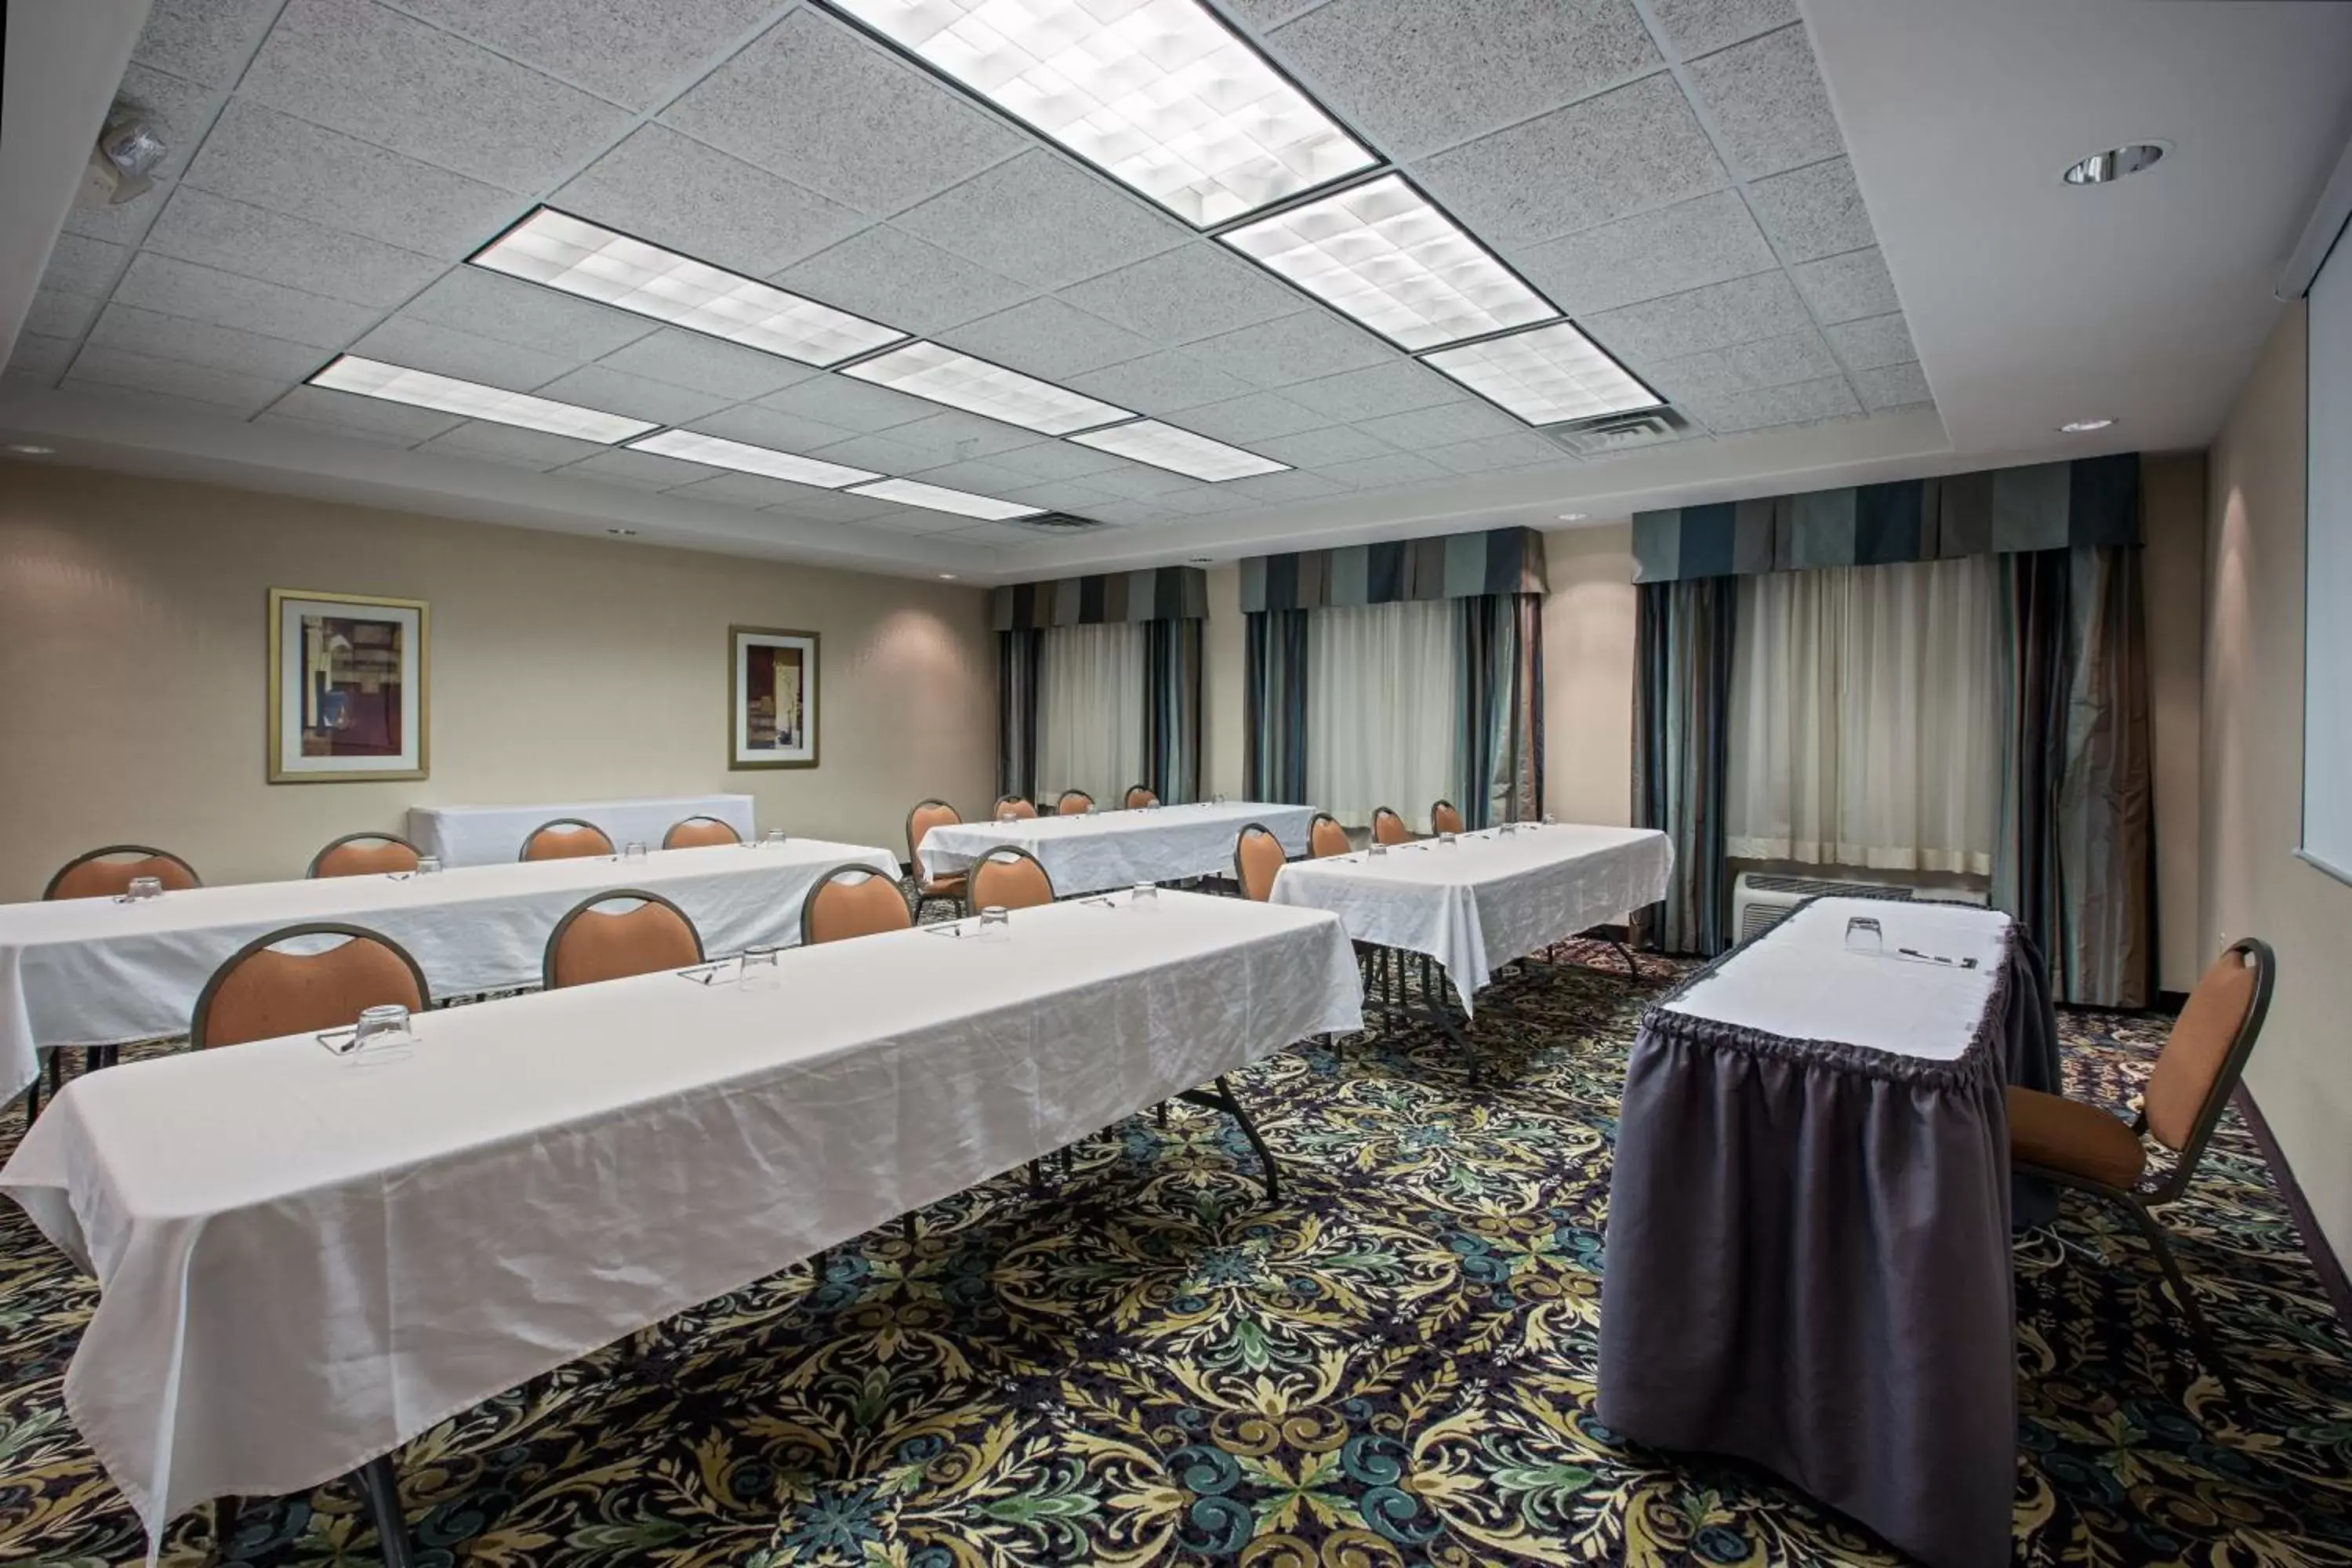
307, 832, 422, 878
540, 888, 706, 991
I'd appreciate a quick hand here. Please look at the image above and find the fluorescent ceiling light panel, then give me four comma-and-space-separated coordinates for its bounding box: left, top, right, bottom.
1219, 174, 1557, 350
1421, 321, 1662, 426
1069, 418, 1285, 481
309, 356, 655, 443
848, 477, 1044, 520
843, 340, 1133, 435
473, 208, 903, 367
626, 429, 880, 488
829, 0, 1376, 227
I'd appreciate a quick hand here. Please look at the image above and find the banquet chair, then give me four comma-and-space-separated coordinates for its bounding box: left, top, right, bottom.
1056, 789, 1094, 815
801, 864, 913, 945
1123, 784, 1159, 809
663, 815, 741, 849
191, 923, 430, 1051
906, 799, 968, 921
992, 794, 1039, 820
543, 891, 705, 989
307, 832, 422, 878
1308, 813, 1351, 858
966, 846, 1056, 914
2009, 936, 2276, 1401
1233, 823, 1286, 902
1370, 808, 1410, 846
520, 818, 615, 862
1430, 800, 1466, 836
44, 843, 201, 900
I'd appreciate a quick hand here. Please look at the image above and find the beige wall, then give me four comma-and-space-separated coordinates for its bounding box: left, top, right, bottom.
1541, 523, 1638, 826
2142, 453, 2208, 994
2201, 299, 2352, 1262
0, 461, 994, 898
1203, 562, 1247, 800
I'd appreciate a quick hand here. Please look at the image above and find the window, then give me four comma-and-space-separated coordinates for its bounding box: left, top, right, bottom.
1305, 601, 1461, 833
1035, 622, 1146, 805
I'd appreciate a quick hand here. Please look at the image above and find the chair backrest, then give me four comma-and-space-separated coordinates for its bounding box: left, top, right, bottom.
1370, 808, 1410, 846
800, 864, 913, 946
993, 794, 1038, 820
1056, 789, 1094, 816
308, 833, 422, 879
968, 846, 1055, 913
521, 818, 615, 862
906, 798, 961, 864
1123, 784, 1159, 810
191, 923, 430, 1050
44, 844, 201, 901
1308, 813, 1351, 858
1431, 800, 1465, 835
663, 815, 741, 850
1233, 823, 1285, 902
2142, 938, 2276, 1189
543, 890, 705, 989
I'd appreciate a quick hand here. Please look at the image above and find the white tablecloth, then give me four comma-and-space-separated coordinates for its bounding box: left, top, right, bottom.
919, 801, 1323, 895
0, 839, 896, 1100
1664, 896, 2011, 1060
0, 891, 1361, 1552
1269, 823, 1675, 1014
405, 793, 757, 866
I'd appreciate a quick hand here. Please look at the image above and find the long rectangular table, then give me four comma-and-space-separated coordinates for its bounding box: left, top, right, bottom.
1598, 896, 2050, 1568
0, 889, 1360, 1557
0, 838, 896, 1102
920, 800, 1322, 895
406, 793, 757, 865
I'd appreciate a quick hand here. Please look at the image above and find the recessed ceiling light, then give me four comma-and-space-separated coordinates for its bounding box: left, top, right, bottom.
310, 356, 655, 443
848, 477, 1042, 521
472, 209, 903, 368
842, 341, 1133, 436
1556, 512, 1588, 522
828, 0, 1377, 227
2, 442, 55, 456
938, 572, 958, 579
2062, 143, 2165, 186
1220, 173, 1558, 351
1069, 419, 1287, 481
2060, 417, 2116, 433
607, 527, 638, 536
627, 429, 880, 488
1421, 321, 1661, 426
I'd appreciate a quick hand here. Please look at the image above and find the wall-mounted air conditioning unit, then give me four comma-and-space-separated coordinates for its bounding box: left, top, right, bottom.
1732, 870, 1991, 944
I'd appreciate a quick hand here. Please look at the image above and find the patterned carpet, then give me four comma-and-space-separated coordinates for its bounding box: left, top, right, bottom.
2, 943, 2350, 1566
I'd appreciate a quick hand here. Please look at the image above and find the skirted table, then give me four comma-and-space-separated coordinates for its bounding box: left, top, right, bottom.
1598, 896, 2058, 1568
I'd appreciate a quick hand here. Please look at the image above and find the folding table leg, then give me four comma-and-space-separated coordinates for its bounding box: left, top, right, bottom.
1418, 978, 1482, 1083
351, 1455, 415, 1568
1610, 938, 1641, 978
1177, 1074, 1279, 1203
19, 1083, 35, 1123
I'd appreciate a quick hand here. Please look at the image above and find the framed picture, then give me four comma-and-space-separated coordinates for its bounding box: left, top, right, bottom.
268, 589, 430, 783
730, 625, 818, 769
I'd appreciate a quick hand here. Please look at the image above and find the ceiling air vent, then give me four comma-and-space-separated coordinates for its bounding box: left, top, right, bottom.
1544, 406, 1693, 459
1014, 512, 1108, 533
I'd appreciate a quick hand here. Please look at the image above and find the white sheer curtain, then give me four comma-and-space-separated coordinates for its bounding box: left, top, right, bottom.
1726, 555, 1999, 874
1305, 601, 1460, 833
1036, 622, 1146, 805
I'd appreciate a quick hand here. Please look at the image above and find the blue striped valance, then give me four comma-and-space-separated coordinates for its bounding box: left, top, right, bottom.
1240, 527, 1547, 612
989, 566, 1207, 630
1632, 452, 2141, 584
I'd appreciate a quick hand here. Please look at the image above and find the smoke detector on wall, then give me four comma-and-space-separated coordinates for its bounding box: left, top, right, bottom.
76, 107, 168, 208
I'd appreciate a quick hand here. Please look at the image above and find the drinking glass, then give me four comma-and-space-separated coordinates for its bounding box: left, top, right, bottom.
1213, 793, 1228, 807
126, 875, 163, 901
416, 855, 442, 876
1368, 842, 1388, 858
978, 905, 1011, 942
764, 828, 788, 849
1844, 915, 1885, 955
350, 1002, 415, 1060
1131, 880, 1158, 904
1498, 821, 1518, 837
624, 840, 648, 861
1542, 813, 1558, 828
999, 810, 1018, 825
740, 945, 781, 992
1438, 831, 1457, 847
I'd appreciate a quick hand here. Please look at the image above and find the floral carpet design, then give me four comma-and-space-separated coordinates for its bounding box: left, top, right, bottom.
2, 943, 2350, 1566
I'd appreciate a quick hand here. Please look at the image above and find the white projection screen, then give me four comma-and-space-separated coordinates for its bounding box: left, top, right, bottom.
2305, 226, 2352, 883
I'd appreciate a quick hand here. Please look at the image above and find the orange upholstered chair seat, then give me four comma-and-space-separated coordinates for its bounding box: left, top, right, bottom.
1370, 808, 1410, 846
1234, 825, 1286, 902
969, 849, 1054, 912
310, 836, 422, 878
2005, 1085, 2149, 1188
523, 821, 615, 861
804, 869, 913, 944
1309, 814, 1350, 858
664, 816, 741, 849
45, 847, 201, 901
546, 895, 704, 989
1430, 800, 1465, 835
194, 929, 428, 1050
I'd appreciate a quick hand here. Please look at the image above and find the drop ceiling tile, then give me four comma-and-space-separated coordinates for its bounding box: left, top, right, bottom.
554, 447, 724, 490
666, 471, 852, 508
402, 268, 657, 361
65, 345, 288, 413
63, 187, 172, 248
114, 252, 380, 348
662, 9, 1023, 216
693, 403, 863, 453
88, 303, 327, 381
1082, 499, 1178, 526
772, 226, 1032, 337
1414, 74, 1728, 247
1646, 0, 1798, 60
1643, 327, 1839, 401
1685, 373, 1858, 432
532, 365, 731, 426
1824, 312, 1916, 370
1222, 469, 1350, 505
1282, 361, 1462, 422
1683, 25, 1841, 180
1421, 431, 1568, 472
1167, 391, 1335, 443
1067, 350, 1251, 416
802, 430, 931, 474
760, 488, 909, 524
143, 187, 445, 307
114, 64, 220, 181
270, 382, 465, 439
183, 100, 521, 258
1268, 0, 1658, 160
1577, 270, 1809, 361
1220, 0, 1331, 28
1747, 157, 1876, 263
758, 374, 935, 434
892, 151, 1190, 292
1182, 310, 1396, 390
1510, 189, 1774, 315
1251, 424, 1395, 467
1152, 484, 1252, 516
392, 0, 776, 109
240, 0, 633, 189
415, 421, 617, 470
950, 521, 1057, 545
1000, 481, 1121, 513
253, 410, 425, 448
554, 124, 864, 277
594, 328, 815, 401
1080, 463, 1202, 500
1356, 398, 1525, 447
349, 317, 580, 388
40, 234, 134, 298
1325, 450, 1449, 488
3, 335, 76, 384
848, 505, 983, 536
1058, 242, 1303, 344
24, 290, 103, 339
133, 0, 284, 85
937, 299, 1155, 381
1791, 246, 1900, 325
1853, 361, 1931, 411
902, 458, 1036, 496
875, 411, 1044, 465
985, 438, 1131, 481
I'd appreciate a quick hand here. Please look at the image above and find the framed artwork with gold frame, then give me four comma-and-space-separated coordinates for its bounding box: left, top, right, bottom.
268, 588, 430, 783
730, 625, 818, 769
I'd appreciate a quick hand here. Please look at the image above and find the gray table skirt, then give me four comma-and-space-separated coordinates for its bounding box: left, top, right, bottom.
1598, 919, 2046, 1568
